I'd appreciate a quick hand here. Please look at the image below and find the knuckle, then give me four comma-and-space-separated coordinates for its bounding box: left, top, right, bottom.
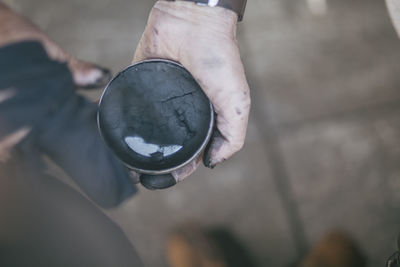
241, 90, 251, 108
245, 93, 251, 107
173, 160, 199, 182
230, 138, 245, 153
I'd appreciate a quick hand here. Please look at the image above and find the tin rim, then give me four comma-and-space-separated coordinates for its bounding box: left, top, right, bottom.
97, 59, 215, 175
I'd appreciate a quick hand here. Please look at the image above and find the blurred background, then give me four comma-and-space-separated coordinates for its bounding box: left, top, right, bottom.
3, 0, 400, 266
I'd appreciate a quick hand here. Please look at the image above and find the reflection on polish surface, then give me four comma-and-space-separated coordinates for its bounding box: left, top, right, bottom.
125, 136, 182, 158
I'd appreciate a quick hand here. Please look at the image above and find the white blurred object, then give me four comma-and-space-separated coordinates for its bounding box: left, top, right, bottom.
0, 88, 15, 103
307, 0, 327, 16
0, 127, 31, 163
208, 0, 219, 7
386, 0, 400, 37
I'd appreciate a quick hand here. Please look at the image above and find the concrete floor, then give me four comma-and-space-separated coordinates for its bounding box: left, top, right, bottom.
6, 0, 400, 266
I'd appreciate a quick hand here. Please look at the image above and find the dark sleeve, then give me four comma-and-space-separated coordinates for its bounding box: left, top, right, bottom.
0, 41, 74, 138
0, 41, 137, 207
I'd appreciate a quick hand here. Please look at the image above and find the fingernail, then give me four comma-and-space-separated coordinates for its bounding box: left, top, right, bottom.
204, 158, 217, 169
80, 66, 112, 90
96, 67, 112, 84
203, 152, 213, 169
92, 67, 112, 88
140, 174, 177, 190
208, 159, 220, 169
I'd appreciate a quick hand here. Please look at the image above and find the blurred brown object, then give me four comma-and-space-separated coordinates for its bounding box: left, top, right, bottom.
165, 223, 257, 267
299, 231, 366, 267
166, 224, 227, 267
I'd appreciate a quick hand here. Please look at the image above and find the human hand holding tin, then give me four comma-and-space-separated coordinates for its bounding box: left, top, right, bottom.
133, 0, 251, 186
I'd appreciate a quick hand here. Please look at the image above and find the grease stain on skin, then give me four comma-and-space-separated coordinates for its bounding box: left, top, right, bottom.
235, 107, 242, 115
201, 57, 225, 69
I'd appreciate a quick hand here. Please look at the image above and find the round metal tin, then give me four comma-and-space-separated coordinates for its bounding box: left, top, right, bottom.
97, 59, 214, 175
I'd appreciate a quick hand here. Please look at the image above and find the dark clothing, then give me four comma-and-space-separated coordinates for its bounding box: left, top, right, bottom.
0, 147, 143, 267
0, 41, 142, 266
0, 41, 137, 207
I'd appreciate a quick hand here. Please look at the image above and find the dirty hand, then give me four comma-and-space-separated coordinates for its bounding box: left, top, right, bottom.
134, 1, 251, 187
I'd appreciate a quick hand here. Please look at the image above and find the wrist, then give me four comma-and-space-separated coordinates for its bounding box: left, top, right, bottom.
160, 0, 246, 21
154, 0, 237, 32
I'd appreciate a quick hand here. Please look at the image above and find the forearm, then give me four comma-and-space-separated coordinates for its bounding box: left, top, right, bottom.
0, 3, 67, 61
0, 3, 40, 46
